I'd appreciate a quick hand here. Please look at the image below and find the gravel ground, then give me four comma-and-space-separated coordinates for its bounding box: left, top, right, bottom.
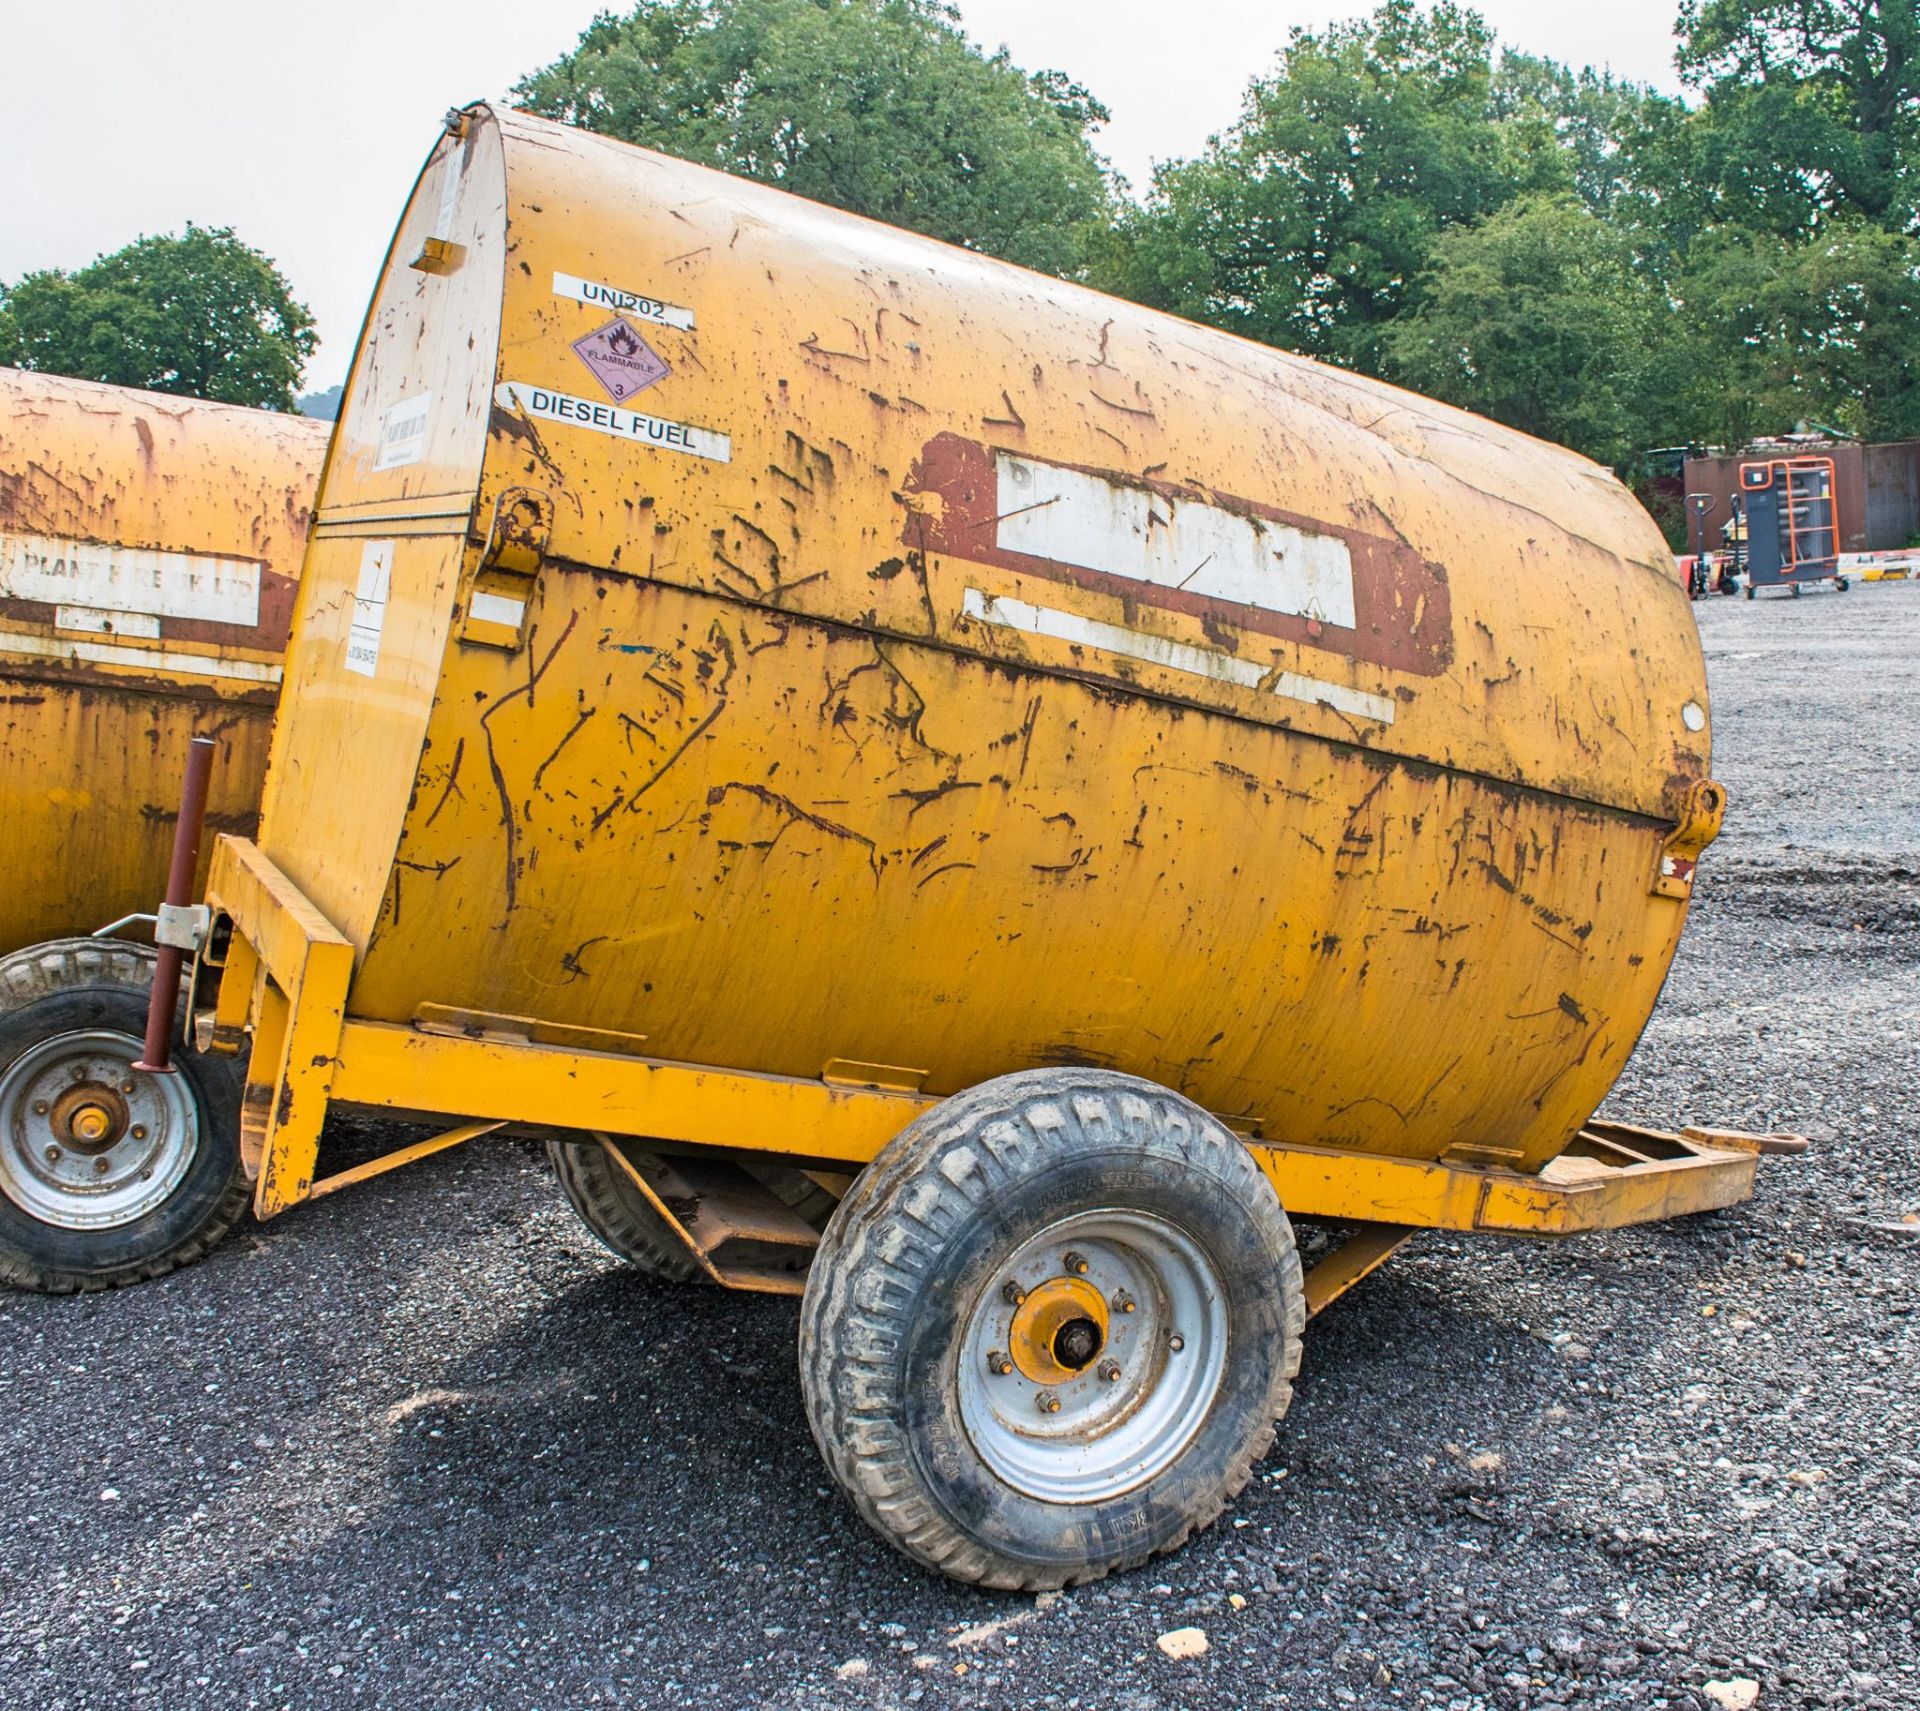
1, 579, 1915, 1711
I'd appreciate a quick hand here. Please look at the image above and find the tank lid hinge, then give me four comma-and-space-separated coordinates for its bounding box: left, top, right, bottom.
1653, 778, 1726, 899
460, 488, 554, 651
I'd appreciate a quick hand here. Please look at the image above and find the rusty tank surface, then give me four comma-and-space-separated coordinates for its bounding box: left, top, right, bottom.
0, 106, 1796, 1588
0, 370, 326, 953
258, 104, 1717, 1173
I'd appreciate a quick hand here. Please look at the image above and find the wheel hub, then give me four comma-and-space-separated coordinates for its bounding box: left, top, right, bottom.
50, 1083, 130, 1153
1007, 1276, 1109, 1385
0, 1029, 197, 1230
958, 1210, 1229, 1505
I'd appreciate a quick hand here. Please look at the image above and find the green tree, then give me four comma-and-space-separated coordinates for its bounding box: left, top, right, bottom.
1092, 1, 1556, 374
514, 0, 1114, 277
0, 226, 315, 412
1672, 218, 1920, 443
1676, 0, 1920, 232
1383, 194, 1663, 463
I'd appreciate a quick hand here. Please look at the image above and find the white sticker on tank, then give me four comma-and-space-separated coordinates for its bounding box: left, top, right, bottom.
345, 539, 393, 678
55, 605, 162, 639
962, 588, 1395, 725
494, 382, 730, 464
432, 147, 463, 241
469, 591, 526, 628
994, 453, 1357, 629
552, 272, 695, 330
374, 392, 431, 471
0, 530, 260, 625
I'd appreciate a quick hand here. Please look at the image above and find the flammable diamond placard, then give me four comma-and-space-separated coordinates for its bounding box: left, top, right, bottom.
571, 316, 671, 402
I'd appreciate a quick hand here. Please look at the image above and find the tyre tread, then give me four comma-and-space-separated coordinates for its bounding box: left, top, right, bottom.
0, 937, 246, 1294
798, 1067, 1305, 1590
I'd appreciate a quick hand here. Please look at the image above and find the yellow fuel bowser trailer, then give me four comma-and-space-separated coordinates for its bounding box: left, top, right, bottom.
0, 107, 1801, 1587
0, 370, 326, 953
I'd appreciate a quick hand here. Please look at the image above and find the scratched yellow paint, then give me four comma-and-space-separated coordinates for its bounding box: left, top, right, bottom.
0, 370, 325, 955
246, 104, 1717, 1179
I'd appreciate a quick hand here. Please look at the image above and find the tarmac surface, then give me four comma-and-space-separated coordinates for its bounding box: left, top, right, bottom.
1, 578, 1915, 1711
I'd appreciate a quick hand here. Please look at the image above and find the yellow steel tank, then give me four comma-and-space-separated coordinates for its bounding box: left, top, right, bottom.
261, 103, 1716, 1176
0, 371, 326, 952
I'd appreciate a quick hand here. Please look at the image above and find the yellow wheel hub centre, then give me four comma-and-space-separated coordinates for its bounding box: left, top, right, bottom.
1007, 1275, 1110, 1385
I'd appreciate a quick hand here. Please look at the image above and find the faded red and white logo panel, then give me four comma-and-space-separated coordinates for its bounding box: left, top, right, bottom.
901, 433, 1452, 679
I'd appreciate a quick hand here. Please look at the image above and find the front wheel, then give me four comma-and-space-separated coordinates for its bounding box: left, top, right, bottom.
799, 1068, 1304, 1589
0, 939, 247, 1293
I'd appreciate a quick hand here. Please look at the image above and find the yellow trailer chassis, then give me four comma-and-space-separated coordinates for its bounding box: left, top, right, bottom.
198, 830, 1785, 1317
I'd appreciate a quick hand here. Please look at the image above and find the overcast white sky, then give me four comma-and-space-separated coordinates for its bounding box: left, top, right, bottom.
0, 1, 1688, 390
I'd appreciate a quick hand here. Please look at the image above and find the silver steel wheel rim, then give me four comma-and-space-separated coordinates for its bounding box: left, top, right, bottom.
956, 1209, 1229, 1504
0, 1029, 198, 1230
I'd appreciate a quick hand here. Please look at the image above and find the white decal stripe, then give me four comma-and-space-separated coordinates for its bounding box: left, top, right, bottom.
995, 452, 1357, 629
0, 531, 260, 625
962, 588, 1395, 726
552, 271, 696, 331
494, 382, 730, 464
0, 629, 282, 685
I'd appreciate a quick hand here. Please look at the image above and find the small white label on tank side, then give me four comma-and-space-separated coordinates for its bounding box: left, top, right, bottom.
345, 539, 394, 678
432, 148, 463, 240
0, 530, 260, 626
494, 382, 730, 464
54, 605, 162, 639
468, 591, 526, 628
552, 272, 695, 331
374, 392, 432, 471
994, 453, 1358, 630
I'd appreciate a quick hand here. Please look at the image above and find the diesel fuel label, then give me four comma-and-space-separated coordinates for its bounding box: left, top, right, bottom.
494, 381, 730, 463
552, 271, 695, 331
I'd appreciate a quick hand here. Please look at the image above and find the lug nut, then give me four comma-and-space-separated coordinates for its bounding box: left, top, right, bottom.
1064, 1251, 1089, 1275
1001, 1280, 1027, 1307
45, 1145, 61, 1163
131, 1125, 147, 1140
33, 1100, 49, 1116
986, 1349, 1014, 1377
121, 1080, 136, 1094
1036, 1392, 1061, 1414
1168, 1332, 1186, 1353
93, 1157, 111, 1175
1113, 1289, 1136, 1314
1098, 1359, 1122, 1383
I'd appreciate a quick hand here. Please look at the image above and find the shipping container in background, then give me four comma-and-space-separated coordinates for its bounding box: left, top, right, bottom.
1687, 439, 1920, 558
0, 370, 326, 952
0, 109, 1801, 1590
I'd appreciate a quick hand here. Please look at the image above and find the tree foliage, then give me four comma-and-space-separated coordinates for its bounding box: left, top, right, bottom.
0, 226, 315, 412
1383, 194, 1662, 464
1086, 0, 1920, 493
1676, 0, 1919, 231
1093, 2, 1545, 372
514, 0, 1114, 276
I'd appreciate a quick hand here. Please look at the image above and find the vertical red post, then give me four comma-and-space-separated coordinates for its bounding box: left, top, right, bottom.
134, 735, 217, 1074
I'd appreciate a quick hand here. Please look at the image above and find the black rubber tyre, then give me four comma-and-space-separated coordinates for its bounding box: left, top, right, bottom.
1745, 584, 1756, 600
548, 1135, 837, 1282
798, 1067, 1304, 1589
1836, 576, 1850, 592
0, 938, 247, 1294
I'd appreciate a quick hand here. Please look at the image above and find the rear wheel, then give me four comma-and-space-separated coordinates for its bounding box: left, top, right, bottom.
548, 1135, 836, 1281
0, 939, 246, 1293
799, 1067, 1304, 1589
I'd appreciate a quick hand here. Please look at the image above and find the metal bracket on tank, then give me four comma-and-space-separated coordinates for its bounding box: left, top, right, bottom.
460, 488, 553, 652
1652, 778, 1726, 900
